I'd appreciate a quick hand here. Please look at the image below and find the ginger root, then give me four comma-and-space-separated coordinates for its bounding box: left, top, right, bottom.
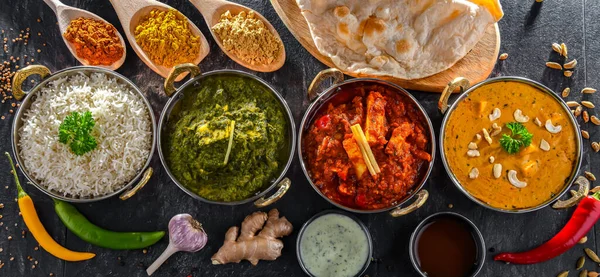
211, 209, 293, 265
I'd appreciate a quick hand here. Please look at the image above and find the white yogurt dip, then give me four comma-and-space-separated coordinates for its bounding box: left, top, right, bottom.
299, 213, 370, 277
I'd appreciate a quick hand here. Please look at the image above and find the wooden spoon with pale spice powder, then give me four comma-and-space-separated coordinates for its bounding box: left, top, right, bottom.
189, 0, 286, 72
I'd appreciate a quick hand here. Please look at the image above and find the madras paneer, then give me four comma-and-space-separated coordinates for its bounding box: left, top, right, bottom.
303, 88, 431, 210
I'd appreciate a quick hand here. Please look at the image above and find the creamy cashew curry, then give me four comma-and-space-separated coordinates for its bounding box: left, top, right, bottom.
443, 81, 578, 210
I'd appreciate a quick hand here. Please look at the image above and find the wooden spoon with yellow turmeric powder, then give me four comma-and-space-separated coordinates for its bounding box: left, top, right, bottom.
108, 0, 210, 80
189, 0, 286, 72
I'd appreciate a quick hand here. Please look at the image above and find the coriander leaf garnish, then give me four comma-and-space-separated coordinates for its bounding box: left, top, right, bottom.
499, 122, 533, 154
59, 111, 97, 156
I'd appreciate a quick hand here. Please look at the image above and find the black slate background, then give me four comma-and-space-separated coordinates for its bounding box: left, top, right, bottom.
0, 0, 599, 276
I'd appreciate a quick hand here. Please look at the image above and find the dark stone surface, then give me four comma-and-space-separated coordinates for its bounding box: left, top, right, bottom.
0, 0, 598, 276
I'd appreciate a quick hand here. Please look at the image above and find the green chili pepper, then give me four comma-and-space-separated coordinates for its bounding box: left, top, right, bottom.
53, 200, 165, 250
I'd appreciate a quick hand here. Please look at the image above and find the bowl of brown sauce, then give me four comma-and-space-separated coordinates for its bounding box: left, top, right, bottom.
409, 212, 485, 277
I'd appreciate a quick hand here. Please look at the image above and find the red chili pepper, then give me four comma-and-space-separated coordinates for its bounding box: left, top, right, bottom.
315, 115, 331, 129
494, 193, 600, 264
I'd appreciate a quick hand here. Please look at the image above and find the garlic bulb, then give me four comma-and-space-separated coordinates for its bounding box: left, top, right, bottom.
146, 214, 208, 275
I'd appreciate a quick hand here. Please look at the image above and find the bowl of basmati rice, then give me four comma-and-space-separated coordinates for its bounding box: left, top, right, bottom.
11, 65, 156, 202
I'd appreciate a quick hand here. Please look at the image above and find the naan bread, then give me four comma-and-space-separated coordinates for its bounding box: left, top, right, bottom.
296, 0, 503, 80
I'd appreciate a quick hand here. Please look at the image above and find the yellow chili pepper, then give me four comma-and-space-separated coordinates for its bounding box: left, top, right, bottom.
6, 152, 95, 262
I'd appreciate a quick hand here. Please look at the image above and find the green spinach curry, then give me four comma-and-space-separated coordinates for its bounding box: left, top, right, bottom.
164, 74, 288, 202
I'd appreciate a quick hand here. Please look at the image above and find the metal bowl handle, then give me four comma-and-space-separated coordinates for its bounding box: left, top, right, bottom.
254, 177, 291, 207
438, 77, 470, 114
164, 63, 201, 97
307, 68, 344, 101
552, 176, 590, 209
120, 167, 153, 200
12, 65, 51, 101
389, 190, 429, 217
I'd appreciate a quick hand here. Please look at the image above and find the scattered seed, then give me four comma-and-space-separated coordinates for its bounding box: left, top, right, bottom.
143, 249, 148, 254
582, 87, 597, 94
589, 271, 599, 277
557, 270, 569, 277
582, 130, 590, 139
499, 53, 508, 60
582, 101, 595, 109
591, 116, 600, 126
552, 43, 562, 54
565, 71, 573, 77
575, 106, 583, 117
448, 204, 453, 208
562, 87, 571, 98
568, 101, 581, 108
585, 248, 600, 263
586, 171, 597, 181
564, 59, 578, 69
578, 256, 586, 270
593, 142, 600, 152
561, 42, 568, 57
584, 111, 590, 123
546, 61, 563, 70
582, 270, 589, 277
579, 236, 588, 244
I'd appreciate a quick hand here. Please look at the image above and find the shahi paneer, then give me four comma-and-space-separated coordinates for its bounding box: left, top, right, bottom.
443, 80, 578, 210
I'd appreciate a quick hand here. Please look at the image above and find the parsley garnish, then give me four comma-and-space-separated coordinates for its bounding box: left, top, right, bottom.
59, 111, 97, 156
499, 122, 533, 154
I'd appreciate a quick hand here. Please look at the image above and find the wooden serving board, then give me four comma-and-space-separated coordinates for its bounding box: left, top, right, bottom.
270, 0, 501, 93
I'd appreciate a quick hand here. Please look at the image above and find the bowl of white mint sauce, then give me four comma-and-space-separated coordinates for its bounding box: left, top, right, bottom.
296, 210, 373, 277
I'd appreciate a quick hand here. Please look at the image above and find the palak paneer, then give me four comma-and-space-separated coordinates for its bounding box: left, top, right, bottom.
164, 75, 288, 202
443, 81, 578, 210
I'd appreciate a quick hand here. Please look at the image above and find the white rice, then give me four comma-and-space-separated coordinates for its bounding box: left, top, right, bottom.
18, 72, 152, 198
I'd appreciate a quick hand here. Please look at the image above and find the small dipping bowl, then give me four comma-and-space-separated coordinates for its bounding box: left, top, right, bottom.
409, 212, 485, 277
296, 210, 373, 277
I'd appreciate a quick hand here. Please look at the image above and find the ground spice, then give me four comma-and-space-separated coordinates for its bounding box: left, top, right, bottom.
134, 9, 200, 68
63, 17, 124, 66
212, 10, 282, 66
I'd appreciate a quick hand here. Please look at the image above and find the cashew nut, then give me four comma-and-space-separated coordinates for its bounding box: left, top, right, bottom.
468, 142, 478, 150
545, 119, 562, 134
467, 150, 481, 157
534, 117, 542, 127
490, 123, 502, 136
493, 164, 502, 179
489, 108, 501, 121
482, 128, 492, 145
513, 109, 530, 123
540, 139, 550, 151
489, 156, 495, 163
469, 168, 479, 179
508, 170, 527, 188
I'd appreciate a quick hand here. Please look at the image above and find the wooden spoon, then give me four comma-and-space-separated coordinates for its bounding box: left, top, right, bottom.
42, 0, 126, 70
189, 0, 286, 72
108, 0, 209, 80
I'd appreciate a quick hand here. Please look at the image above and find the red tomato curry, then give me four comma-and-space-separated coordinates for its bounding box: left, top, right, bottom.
303, 86, 431, 210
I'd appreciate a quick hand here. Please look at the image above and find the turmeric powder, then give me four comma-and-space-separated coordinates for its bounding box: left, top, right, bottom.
63, 17, 124, 66
134, 9, 201, 68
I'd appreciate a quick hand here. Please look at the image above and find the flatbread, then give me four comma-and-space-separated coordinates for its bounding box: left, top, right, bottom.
296, 0, 503, 80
